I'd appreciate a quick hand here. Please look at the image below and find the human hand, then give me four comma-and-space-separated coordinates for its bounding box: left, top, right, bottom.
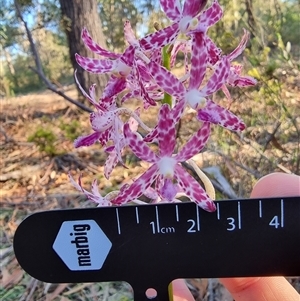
172, 172, 300, 301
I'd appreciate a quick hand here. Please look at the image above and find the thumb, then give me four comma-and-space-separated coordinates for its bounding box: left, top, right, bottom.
220, 172, 300, 301
250, 172, 300, 198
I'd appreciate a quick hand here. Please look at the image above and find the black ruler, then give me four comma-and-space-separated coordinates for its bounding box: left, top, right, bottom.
14, 196, 300, 300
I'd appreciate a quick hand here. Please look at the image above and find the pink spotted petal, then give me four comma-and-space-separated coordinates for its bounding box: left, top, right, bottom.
120, 45, 135, 67
81, 28, 119, 59
75, 53, 116, 74
226, 75, 257, 87
221, 84, 232, 100
144, 126, 159, 143
101, 76, 127, 108
90, 179, 108, 206
176, 122, 210, 161
112, 118, 126, 165
182, 0, 207, 18
231, 75, 257, 87
104, 132, 127, 179
137, 64, 153, 82
121, 90, 140, 104
136, 66, 157, 108
144, 186, 159, 200
155, 174, 164, 193
90, 179, 112, 206
150, 48, 162, 65
171, 98, 186, 123
188, 33, 207, 90
227, 29, 250, 61
89, 83, 97, 101
140, 23, 180, 50
104, 150, 118, 179
157, 104, 176, 156
71, 174, 111, 207
196, 0, 223, 32
90, 111, 115, 131
206, 36, 222, 66
124, 20, 139, 47
74, 132, 102, 148
74, 70, 99, 107
148, 60, 186, 99
124, 123, 158, 163
128, 109, 140, 132
160, 0, 181, 21
105, 145, 115, 152
174, 165, 216, 212
197, 99, 246, 131
227, 66, 257, 87
200, 56, 230, 96
140, 78, 156, 109
99, 130, 112, 146
111, 164, 159, 205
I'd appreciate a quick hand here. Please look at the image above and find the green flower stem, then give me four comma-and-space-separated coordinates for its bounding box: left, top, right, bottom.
162, 45, 172, 106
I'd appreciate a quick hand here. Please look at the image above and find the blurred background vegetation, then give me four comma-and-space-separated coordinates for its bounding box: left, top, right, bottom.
1, 0, 299, 96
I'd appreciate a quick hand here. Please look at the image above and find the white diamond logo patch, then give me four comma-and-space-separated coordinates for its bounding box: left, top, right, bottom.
53, 220, 112, 271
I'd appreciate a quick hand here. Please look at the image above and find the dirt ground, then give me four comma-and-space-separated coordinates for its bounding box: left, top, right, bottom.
1, 84, 299, 300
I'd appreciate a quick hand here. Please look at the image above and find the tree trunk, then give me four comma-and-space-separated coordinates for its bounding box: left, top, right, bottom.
3, 47, 19, 89
245, 0, 256, 39
58, 0, 108, 101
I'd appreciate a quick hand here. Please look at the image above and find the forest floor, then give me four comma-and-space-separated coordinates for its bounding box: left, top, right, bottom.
1, 75, 300, 300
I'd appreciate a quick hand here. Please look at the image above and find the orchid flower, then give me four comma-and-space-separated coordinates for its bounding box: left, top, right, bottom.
104, 112, 140, 179
223, 30, 257, 100
140, 0, 222, 51
111, 104, 216, 212
68, 173, 116, 207
148, 34, 245, 131
76, 28, 158, 109
73, 71, 152, 166
204, 29, 257, 101
69, 173, 154, 206
75, 28, 134, 77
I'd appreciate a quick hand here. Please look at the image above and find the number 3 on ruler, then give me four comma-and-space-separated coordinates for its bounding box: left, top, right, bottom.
227, 217, 236, 231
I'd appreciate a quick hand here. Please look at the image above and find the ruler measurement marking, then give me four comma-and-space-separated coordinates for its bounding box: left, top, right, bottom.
196, 206, 200, 231
259, 200, 262, 218
116, 208, 121, 234
14, 196, 300, 287
237, 201, 241, 229
217, 203, 220, 220
175, 205, 179, 222
281, 199, 284, 228
155, 206, 160, 233
135, 207, 139, 224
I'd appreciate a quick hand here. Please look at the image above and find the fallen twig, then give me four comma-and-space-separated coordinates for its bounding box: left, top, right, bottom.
203, 166, 238, 199
0, 164, 46, 181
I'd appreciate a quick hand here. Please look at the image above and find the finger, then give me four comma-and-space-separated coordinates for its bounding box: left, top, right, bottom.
220, 172, 300, 301
220, 277, 299, 301
250, 172, 300, 198
171, 279, 195, 301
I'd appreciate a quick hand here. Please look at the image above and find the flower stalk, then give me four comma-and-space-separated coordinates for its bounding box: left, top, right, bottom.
162, 45, 173, 106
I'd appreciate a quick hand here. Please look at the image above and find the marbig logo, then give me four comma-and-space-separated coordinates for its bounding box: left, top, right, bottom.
53, 220, 112, 271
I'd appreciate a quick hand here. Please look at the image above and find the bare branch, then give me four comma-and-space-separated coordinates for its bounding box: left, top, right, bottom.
29, 67, 92, 113
14, 0, 44, 75
14, 0, 92, 113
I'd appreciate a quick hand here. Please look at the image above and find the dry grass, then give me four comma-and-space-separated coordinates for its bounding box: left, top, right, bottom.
1, 74, 299, 300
